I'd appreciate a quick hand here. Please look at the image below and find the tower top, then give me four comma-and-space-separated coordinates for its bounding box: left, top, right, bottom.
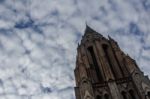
84, 25, 103, 37
75, 25, 150, 99
84, 25, 97, 35
80, 25, 103, 44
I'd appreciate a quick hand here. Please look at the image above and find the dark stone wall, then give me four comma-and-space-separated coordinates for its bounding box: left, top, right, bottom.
74, 25, 150, 99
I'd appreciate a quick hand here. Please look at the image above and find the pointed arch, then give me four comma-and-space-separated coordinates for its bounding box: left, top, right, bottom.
87, 46, 104, 82
102, 44, 116, 78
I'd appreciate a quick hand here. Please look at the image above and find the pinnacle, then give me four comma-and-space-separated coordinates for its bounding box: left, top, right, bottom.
83, 24, 103, 37
84, 24, 97, 35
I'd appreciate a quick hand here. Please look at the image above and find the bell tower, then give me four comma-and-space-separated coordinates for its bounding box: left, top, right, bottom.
74, 25, 150, 99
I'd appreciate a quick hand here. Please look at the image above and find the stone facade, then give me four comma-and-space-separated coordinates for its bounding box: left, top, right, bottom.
74, 25, 150, 99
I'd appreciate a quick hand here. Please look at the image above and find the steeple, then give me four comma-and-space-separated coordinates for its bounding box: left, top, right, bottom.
84, 25, 97, 35
81, 25, 103, 44
74, 25, 150, 99
84, 24, 102, 36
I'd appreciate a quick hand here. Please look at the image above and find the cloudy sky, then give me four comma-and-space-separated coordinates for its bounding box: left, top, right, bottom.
0, 0, 149, 99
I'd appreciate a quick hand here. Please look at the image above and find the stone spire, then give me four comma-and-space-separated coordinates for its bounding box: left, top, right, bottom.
84, 25, 97, 35
84, 24, 102, 37
81, 25, 103, 44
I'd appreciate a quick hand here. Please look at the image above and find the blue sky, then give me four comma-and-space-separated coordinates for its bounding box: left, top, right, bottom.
0, 0, 149, 99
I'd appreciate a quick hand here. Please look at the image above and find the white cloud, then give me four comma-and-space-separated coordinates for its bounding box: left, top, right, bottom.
0, 0, 149, 99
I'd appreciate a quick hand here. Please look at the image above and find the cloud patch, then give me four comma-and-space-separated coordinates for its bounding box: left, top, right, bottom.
0, 0, 149, 99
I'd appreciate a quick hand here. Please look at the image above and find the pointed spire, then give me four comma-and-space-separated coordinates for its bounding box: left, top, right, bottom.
81, 24, 104, 44
84, 24, 97, 35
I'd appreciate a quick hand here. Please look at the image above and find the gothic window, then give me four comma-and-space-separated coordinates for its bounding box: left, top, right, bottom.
102, 44, 116, 78
87, 46, 103, 82
121, 91, 127, 99
129, 90, 136, 99
148, 92, 150, 99
104, 94, 110, 99
96, 95, 102, 99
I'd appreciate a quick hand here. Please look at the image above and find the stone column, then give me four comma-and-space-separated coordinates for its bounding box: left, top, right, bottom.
108, 82, 122, 99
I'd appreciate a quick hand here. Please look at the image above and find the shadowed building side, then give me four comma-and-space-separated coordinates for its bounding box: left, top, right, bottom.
74, 25, 150, 99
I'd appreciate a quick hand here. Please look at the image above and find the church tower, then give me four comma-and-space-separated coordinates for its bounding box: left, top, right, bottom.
74, 25, 150, 99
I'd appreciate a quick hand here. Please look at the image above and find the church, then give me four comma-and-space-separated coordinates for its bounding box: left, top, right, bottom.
74, 25, 150, 99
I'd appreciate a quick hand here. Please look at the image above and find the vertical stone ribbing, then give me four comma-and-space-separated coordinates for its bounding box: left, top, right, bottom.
74, 25, 150, 99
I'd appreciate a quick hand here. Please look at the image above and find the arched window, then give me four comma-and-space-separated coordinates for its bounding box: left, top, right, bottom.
104, 94, 110, 99
96, 95, 102, 99
87, 46, 103, 82
102, 44, 116, 78
121, 91, 127, 99
148, 92, 150, 99
129, 90, 136, 99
